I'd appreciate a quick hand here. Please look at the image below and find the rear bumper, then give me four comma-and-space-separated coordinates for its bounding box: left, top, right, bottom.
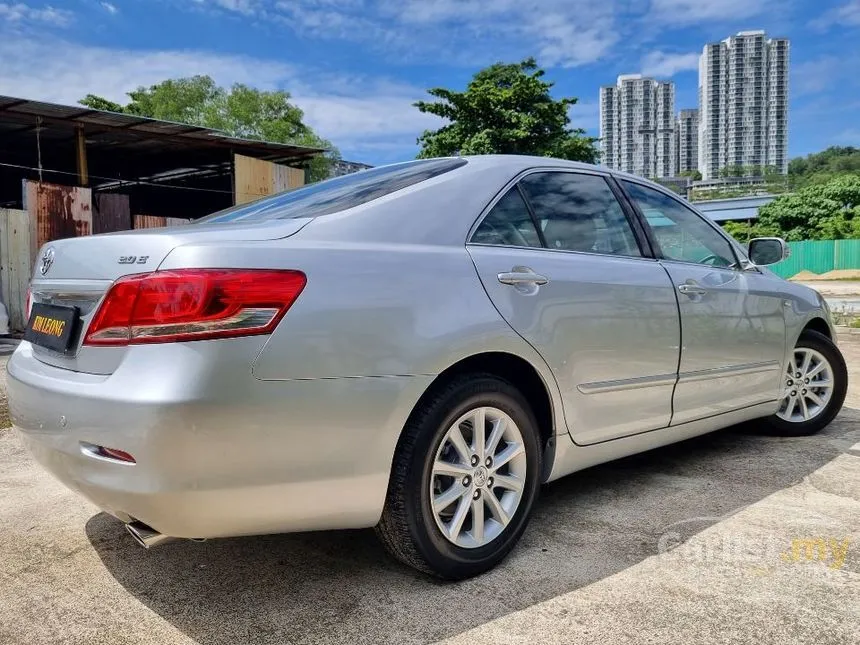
8, 341, 431, 538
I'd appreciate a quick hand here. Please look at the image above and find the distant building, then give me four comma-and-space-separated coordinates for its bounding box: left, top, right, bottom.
692, 194, 778, 222
329, 159, 373, 178
698, 31, 790, 180
689, 175, 775, 200
599, 75, 676, 179
657, 176, 693, 198
676, 109, 699, 175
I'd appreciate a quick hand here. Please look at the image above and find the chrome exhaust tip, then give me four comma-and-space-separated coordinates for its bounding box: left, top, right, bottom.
125, 521, 176, 549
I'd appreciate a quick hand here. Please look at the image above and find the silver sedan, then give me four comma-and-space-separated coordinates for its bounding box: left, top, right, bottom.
8, 156, 848, 579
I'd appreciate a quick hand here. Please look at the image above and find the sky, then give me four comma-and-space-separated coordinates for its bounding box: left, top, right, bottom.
0, 0, 858, 166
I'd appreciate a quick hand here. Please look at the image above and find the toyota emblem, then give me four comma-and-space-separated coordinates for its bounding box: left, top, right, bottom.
39, 247, 55, 276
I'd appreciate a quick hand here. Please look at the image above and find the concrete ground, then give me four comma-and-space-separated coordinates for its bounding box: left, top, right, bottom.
800, 281, 860, 314
1, 337, 859, 645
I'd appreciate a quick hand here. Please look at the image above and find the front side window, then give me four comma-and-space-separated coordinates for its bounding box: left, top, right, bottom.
622, 181, 737, 268
518, 172, 642, 257
471, 187, 541, 247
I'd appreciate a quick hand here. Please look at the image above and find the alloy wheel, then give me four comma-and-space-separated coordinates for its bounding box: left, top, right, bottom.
776, 348, 834, 423
429, 406, 528, 548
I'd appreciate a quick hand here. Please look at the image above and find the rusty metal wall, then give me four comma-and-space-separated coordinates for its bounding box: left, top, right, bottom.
93, 193, 131, 234
22, 181, 92, 257
0, 208, 32, 331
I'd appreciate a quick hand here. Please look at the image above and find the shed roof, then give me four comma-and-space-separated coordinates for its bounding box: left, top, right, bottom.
0, 94, 324, 164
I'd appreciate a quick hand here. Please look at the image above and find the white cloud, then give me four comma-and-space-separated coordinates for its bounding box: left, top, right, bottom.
0, 2, 72, 25
0, 34, 437, 162
183, 0, 623, 68
386, 0, 621, 67
100, 1, 118, 14
646, 0, 775, 26
810, 0, 860, 30
640, 51, 699, 78
193, 0, 260, 15
293, 91, 439, 155
0, 37, 294, 104
527, 12, 619, 68
272, 1, 400, 46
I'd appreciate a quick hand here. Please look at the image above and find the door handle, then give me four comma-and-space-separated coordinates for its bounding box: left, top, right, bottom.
677, 283, 707, 296
498, 270, 549, 286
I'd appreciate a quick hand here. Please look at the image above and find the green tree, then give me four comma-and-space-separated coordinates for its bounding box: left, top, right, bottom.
788, 146, 860, 188
721, 220, 756, 241
80, 76, 338, 182
719, 164, 747, 178
730, 174, 860, 240
414, 58, 598, 162
79, 94, 124, 113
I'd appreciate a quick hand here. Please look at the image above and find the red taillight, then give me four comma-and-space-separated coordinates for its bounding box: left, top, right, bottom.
84, 269, 306, 346
25, 288, 31, 320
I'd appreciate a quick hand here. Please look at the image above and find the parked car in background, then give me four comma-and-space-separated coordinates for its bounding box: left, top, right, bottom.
8, 156, 847, 579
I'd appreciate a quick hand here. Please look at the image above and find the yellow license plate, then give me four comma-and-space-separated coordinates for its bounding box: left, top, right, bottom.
24, 303, 78, 352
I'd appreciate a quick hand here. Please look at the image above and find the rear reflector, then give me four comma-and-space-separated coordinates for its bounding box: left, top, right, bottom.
84, 269, 306, 346
80, 442, 137, 464
98, 446, 137, 464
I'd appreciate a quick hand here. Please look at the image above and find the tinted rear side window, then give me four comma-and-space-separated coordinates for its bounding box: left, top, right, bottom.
197, 158, 468, 224
470, 187, 542, 247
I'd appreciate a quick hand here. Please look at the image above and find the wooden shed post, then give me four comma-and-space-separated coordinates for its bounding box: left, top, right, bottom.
75, 125, 89, 186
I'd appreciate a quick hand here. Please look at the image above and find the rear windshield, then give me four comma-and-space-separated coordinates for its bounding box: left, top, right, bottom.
196, 158, 467, 224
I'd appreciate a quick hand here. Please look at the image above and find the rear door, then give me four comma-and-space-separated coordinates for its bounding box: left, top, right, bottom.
619, 180, 786, 424
468, 170, 681, 445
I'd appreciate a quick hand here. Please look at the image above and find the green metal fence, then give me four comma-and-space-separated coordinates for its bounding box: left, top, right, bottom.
768, 239, 860, 278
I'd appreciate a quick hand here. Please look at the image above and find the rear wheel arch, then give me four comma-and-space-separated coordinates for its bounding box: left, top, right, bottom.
400, 352, 557, 474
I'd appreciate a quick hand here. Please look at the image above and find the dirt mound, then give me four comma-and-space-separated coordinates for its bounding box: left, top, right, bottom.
789, 270, 820, 281
818, 269, 860, 280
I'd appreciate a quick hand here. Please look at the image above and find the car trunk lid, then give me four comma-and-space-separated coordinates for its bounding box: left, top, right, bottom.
27, 218, 311, 374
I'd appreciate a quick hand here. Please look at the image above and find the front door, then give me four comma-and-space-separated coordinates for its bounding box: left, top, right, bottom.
620, 180, 786, 425
468, 170, 680, 445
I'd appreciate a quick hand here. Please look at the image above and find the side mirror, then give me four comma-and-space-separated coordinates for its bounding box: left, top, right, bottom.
748, 237, 789, 266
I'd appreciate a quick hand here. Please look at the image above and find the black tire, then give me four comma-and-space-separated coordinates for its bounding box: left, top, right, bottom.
765, 330, 848, 436
376, 373, 542, 579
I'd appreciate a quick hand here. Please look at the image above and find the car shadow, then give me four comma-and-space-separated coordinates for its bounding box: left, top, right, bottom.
86, 408, 860, 645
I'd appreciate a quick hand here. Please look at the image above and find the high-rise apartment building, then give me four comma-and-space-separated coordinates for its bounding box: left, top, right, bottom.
599, 75, 676, 179
676, 109, 699, 175
698, 31, 789, 179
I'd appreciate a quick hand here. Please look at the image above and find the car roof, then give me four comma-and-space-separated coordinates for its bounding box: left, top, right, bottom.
296, 154, 688, 248
453, 155, 670, 192
454, 154, 609, 174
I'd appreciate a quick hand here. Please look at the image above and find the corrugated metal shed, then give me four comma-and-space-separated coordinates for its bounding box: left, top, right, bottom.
0, 95, 324, 163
